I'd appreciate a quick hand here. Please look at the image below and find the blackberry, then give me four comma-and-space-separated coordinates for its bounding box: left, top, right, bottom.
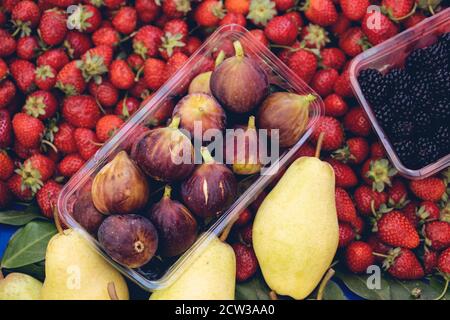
384, 68, 412, 95
409, 80, 431, 105
393, 139, 418, 168
413, 110, 432, 135
358, 69, 387, 107
405, 48, 432, 74
430, 98, 450, 123
389, 120, 414, 140
438, 32, 450, 52
374, 103, 395, 127
416, 136, 440, 167
429, 67, 450, 96
434, 125, 450, 152
427, 41, 449, 68
389, 93, 414, 120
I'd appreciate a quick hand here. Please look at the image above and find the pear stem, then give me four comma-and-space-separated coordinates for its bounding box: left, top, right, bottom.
247, 116, 256, 129
214, 50, 225, 67
52, 206, 64, 235
233, 41, 244, 59
169, 116, 181, 129
108, 282, 119, 300
434, 279, 449, 300
314, 132, 325, 158
200, 147, 215, 164
219, 213, 239, 242
163, 185, 172, 199
269, 291, 278, 300
317, 268, 335, 300
0, 269, 4, 280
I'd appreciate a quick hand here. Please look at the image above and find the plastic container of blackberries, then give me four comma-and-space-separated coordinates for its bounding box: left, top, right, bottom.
57, 24, 324, 291
349, 8, 450, 180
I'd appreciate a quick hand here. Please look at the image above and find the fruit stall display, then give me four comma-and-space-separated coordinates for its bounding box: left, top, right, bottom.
0, 0, 449, 300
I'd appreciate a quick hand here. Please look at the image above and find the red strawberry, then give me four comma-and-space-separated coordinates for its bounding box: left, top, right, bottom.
303, 0, 338, 27
294, 142, 316, 158
335, 187, 358, 224
401, 201, 419, 228
423, 249, 438, 274
23, 90, 58, 120
45, 0, 78, 8
0, 80, 16, 109
79, 45, 114, 81
74, 128, 100, 160
361, 158, 397, 192
382, 0, 415, 21
344, 107, 371, 137
127, 54, 145, 72
234, 208, 253, 228
387, 179, 409, 208
7, 174, 33, 201
35, 65, 57, 90
339, 27, 371, 57
162, 0, 191, 19
320, 47, 346, 70
274, 0, 295, 11
88, 79, 119, 108
109, 60, 135, 90
95, 114, 124, 142
58, 153, 85, 177
333, 137, 369, 165
425, 221, 450, 251
225, 0, 250, 15
354, 185, 387, 216
16, 36, 39, 60
370, 141, 386, 159
92, 27, 120, 48
340, 0, 369, 21
114, 97, 140, 119
184, 36, 203, 55
12, 113, 44, 148
112, 6, 137, 35
144, 58, 166, 90
377, 211, 420, 249
0, 180, 12, 208
284, 11, 303, 28
16, 154, 55, 193
232, 243, 258, 282
0, 29, 16, 57
64, 31, 93, 59
0, 110, 12, 148
10, 59, 36, 93
362, 11, 398, 46
165, 51, 188, 78
67, 4, 101, 33
367, 234, 391, 263
327, 158, 358, 189
437, 248, 450, 276
38, 9, 67, 46
194, 0, 224, 27
62, 95, 101, 129
311, 116, 344, 151
339, 222, 356, 248
300, 24, 330, 49
409, 177, 446, 202
36, 180, 62, 218
265, 15, 298, 46
345, 241, 374, 273
0, 58, 8, 80
54, 122, 78, 155
133, 25, 164, 59
37, 48, 69, 71
403, 12, 426, 29
311, 68, 339, 97
287, 49, 317, 84
56, 60, 86, 96
103, 0, 124, 9
416, 201, 440, 222
383, 248, 424, 280
333, 68, 353, 98
135, 0, 160, 23
0, 151, 14, 181
11, 0, 40, 36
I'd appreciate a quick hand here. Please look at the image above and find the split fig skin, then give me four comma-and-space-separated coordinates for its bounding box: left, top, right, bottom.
131, 117, 195, 182
210, 41, 269, 114
181, 147, 237, 218
92, 151, 150, 215
172, 93, 226, 141
72, 181, 105, 235
257, 92, 316, 148
148, 186, 198, 257
98, 214, 159, 268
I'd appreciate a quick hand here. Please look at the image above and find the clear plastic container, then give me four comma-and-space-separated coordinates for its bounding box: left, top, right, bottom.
57, 24, 324, 291
349, 8, 450, 180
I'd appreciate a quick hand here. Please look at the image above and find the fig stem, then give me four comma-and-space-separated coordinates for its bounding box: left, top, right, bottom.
214, 50, 225, 67
269, 291, 278, 300
247, 116, 256, 129
108, 282, 119, 300
163, 185, 172, 199
316, 268, 335, 300
314, 132, 325, 158
233, 41, 244, 59
52, 206, 64, 235
169, 116, 181, 129
200, 147, 215, 164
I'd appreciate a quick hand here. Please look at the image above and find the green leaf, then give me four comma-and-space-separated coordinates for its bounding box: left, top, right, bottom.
235, 274, 271, 300
389, 279, 443, 300
322, 281, 348, 300
429, 277, 450, 300
0, 202, 47, 226
1, 220, 57, 269
6, 261, 46, 282
335, 270, 391, 300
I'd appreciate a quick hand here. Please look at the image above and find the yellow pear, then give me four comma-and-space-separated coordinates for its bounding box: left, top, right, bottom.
41, 229, 129, 300
0, 272, 42, 300
253, 156, 338, 299
150, 236, 235, 300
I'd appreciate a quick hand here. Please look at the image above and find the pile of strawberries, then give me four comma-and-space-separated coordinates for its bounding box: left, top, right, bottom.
0, 0, 449, 292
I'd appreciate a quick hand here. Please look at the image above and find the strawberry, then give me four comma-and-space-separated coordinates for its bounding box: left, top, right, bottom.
423, 249, 438, 274
225, 0, 250, 15
425, 221, 450, 251
95, 114, 124, 142
333, 137, 369, 165
232, 243, 258, 282
0, 151, 14, 181
361, 158, 397, 192
333, 68, 353, 98
36, 180, 62, 219
92, 27, 120, 48
165, 51, 188, 78
362, 11, 398, 46
133, 25, 164, 59
344, 107, 371, 137
265, 15, 298, 46
7, 174, 33, 201
0, 58, 8, 80
56, 60, 86, 96
194, 0, 225, 27
62, 95, 101, 129
382, 0, 415, 21
403, 12, 426, 29
220, 12, 247, 27
0, 80, 17, 109
367, 234, 391, 263
287, 49, 318, 84
12, 113, 45, 148
377, 211, 420, 249
335, 187, 358, 224
0, 180, 12, 208
58, 153, 85, 177
370, 141, 386, 159
311, 116, 344, 151
35, 65, 57, 90
353, 216, 365, 236
164, 19, 189, 42
16, 36, 39, 61
339, 222, 356, 248
383, 248, 424, 280
88, 79, 119, 108
409, 177, 446, 202
184, 36, 203, 55
247, 0, 277, 27
274, 0, 295, 11
23, 90, 58, 120
162, 0, 191, 18
38, 9, 67, 46
74, 127, 100, 160
109, 59, 135, 90
0, 110, 12, 148
311, 68, 339, 97
401, 201, 419, 228
0, 29, 16, 57
78, 45, 114, 82
112, 6, 137, 35
46, 0, 78, 8
437, 248, 450, 276
103, 0, 124, 9
127, 54, 145, 72
320, 47, 346, 70
294, 142, 316, 158
300, 24, 330, 49
340, 0, 369, 21
416, 201, 440, 222
16, 154, 55, 193
284, 11, 303, 29
327, 158, 358, 189
354, 185, 387, 216
114, 97, 140, 119
64, 31, 93, 59
54, 122, 78, 155
135, 0, 160, 23
67, 4, 101, 33
387, 179, 409, 209
11, 0, 40, 37
37, 48, 69, 71
345, 241, 374, 273
10, 59, 36, 93
339, 27, 371, 57
239, 223, 253, 246
234, 208, 253, 228
302, 0, 338, 27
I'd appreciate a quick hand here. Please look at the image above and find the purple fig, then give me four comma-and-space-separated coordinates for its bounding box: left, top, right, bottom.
72, 180, 104, 235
